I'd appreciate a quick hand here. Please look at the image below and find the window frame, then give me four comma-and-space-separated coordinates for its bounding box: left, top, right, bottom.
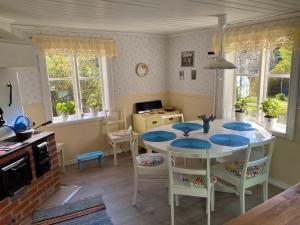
38, 51, 108, 125
231, 46, 298, 140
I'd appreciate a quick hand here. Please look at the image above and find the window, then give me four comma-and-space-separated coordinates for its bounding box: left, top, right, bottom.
232, 46, 293, 134
45, 53, 104, 122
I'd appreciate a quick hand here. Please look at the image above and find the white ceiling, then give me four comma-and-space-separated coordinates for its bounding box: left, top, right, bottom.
0, 0, 299, 34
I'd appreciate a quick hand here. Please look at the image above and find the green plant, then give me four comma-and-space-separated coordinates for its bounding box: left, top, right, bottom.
234, 99, 248, 113
275, 93, 288, 101
56, 101, 75, 115
87, 94, 101, 108
260, 98, 282, 118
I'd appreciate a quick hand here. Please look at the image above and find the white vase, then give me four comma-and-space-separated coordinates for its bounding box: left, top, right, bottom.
235, 111, 246, 122
90, 107, 99, 117
61, 113, 69, 121
264, 117, 277, 130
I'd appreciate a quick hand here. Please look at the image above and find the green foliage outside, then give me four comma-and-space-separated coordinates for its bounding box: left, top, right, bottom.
87, 93, 102, 108
56, 101, 76, 115
260, 98, 282, 118
46, 55, 71, 78
270, 46, 292, 74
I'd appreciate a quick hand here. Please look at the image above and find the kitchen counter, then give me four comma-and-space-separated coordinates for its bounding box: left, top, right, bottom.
0, 131, 54, 159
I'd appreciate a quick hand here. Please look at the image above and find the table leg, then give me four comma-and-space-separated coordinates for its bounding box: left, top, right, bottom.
113, 143, 118, 166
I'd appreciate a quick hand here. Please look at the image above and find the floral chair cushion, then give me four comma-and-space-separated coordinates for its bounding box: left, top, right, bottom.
136, 153, 164, 167
225, 161, 264, 178
176, 174, 217, 188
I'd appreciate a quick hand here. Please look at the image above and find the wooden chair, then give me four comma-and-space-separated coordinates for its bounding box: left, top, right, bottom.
161, 113, 184, 125
128, 126, 168, 206
168, 144, 216, 225
212, 137, 276, 214
106, 108, 137, 166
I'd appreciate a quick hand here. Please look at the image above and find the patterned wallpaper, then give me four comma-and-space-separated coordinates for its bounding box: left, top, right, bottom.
167, 29, 215, 96
12, 27, 167, 104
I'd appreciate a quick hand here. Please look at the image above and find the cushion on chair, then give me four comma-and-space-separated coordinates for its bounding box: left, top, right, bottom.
225, 161, 264, 178
176, 174, 217, 188
136, 153, 164, 167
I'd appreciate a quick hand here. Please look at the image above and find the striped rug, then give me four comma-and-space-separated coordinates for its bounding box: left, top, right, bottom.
32, 195, 113, 225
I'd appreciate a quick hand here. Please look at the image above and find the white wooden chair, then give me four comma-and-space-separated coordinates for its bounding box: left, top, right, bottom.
106, 108, 137, 166
161, 113, 184, 125
212, 137, 276, 214
128, 126, 168, 206
168, 145, 216, 225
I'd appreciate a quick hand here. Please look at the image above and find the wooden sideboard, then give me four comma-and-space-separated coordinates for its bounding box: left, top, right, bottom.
133, 111, 181, 147
225, 183, 300, 225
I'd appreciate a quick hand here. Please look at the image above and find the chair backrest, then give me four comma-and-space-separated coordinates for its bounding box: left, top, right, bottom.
167, 145, 212, 191
240, 137, 276, 183
105, 108, 127, 133
161, 113, 184, 125
128, 126, 139, 171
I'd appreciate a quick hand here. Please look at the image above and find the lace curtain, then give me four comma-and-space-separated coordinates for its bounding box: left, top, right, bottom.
212, 17, 300, 52
32, 36, 117, 57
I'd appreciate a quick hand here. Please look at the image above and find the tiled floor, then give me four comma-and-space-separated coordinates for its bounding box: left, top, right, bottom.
58, 152, 283, 225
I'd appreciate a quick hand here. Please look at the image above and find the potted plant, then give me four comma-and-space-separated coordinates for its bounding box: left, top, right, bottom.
234, 99, 248, 122
87, 94, 101, 117
56, 101, 75, 121
260, 98, 281, 130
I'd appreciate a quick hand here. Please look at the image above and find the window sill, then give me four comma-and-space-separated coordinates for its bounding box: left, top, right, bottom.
49, 113, 107, 127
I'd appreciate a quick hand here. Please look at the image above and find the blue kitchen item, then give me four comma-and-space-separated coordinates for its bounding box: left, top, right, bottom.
142, 131, 176, 142
13, 116, 30, 132
209, 134, 250, 147
223, 122, 255, 131
171, 138, 211, 149
172, 122, 203, 131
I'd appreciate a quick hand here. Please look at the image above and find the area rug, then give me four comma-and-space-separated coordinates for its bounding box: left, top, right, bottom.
32, 195, 113, 225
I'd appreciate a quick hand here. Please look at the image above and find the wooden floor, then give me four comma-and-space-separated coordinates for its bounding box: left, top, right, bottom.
61, 153, 283, 225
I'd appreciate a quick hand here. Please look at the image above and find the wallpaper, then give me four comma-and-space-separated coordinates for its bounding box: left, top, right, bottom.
12, 26, 167, 105
167, 29, 215, 96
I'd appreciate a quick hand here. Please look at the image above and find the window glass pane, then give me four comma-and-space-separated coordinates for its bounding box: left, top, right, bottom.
46, 55, 72, 78
236, 76, 259, 118
236, 50, 260, 76
80, 79, 102, 113
77, 55, 100, 77
49, 80, 75, 117
268, 46, 292, 74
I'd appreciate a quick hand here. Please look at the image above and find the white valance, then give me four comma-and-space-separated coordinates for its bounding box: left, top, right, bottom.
32, 36, 117, 57
213, 17, 300, 52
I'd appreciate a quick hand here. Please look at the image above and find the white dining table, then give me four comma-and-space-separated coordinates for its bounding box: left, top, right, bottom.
143, 119, 273, 194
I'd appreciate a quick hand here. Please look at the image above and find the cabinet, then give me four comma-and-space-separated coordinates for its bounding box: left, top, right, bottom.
133, 111, 181, 147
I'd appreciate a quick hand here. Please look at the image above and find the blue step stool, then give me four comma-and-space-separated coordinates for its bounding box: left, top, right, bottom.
76, 151, 104, 171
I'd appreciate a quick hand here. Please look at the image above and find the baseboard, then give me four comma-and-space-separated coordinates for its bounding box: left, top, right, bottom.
269, 178, 291, 190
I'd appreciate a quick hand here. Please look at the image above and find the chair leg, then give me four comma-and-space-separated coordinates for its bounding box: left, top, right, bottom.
175, 195, 179, 207
207, 195, 211, 225
263, 181, 268, 202
240, 188, 246, 214
211, 185, 215, 212
171, 192, 175, 225
113, 143, 118, 166
132, 174, 138, 206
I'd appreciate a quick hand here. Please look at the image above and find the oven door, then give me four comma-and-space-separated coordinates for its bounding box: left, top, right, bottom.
33, 140, 51, 178
0, 153, 32, 199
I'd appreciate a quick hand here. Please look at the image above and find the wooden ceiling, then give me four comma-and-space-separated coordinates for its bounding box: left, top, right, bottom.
0, 0, 299, 34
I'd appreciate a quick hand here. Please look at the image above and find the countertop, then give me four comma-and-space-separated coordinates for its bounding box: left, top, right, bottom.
0, 131, 54, 159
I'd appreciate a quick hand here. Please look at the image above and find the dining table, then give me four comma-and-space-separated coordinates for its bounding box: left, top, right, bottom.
142, 119, 273, 194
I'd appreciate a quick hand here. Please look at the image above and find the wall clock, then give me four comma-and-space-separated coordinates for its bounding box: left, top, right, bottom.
135, 63, 148, 77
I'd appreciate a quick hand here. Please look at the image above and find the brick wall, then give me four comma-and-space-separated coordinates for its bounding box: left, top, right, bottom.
0, 134, 61, 225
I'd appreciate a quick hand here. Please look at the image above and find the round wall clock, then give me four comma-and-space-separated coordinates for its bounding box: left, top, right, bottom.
135, 63, 149, 77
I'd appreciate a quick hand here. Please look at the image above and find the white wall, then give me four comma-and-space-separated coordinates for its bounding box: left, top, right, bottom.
167, 29, 215, 96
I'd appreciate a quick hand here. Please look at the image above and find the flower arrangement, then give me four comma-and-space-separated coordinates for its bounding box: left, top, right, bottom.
198, 114, 216, 133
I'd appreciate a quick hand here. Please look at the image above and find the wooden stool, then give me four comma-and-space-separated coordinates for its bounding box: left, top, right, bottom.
76, 151, 104, 171
56, 143, 65, 174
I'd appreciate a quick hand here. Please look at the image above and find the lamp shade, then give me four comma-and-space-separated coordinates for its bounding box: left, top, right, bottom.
204, 58, 236, 69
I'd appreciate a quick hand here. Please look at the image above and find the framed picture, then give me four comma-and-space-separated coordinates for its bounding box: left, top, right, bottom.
181, 51, 194, 67
179, 70, 184, 80
191, 70, 196, 80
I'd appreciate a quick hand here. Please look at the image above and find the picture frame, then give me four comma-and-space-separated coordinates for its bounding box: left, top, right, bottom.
181, 51, 194, 67
191, 70, 196, 80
